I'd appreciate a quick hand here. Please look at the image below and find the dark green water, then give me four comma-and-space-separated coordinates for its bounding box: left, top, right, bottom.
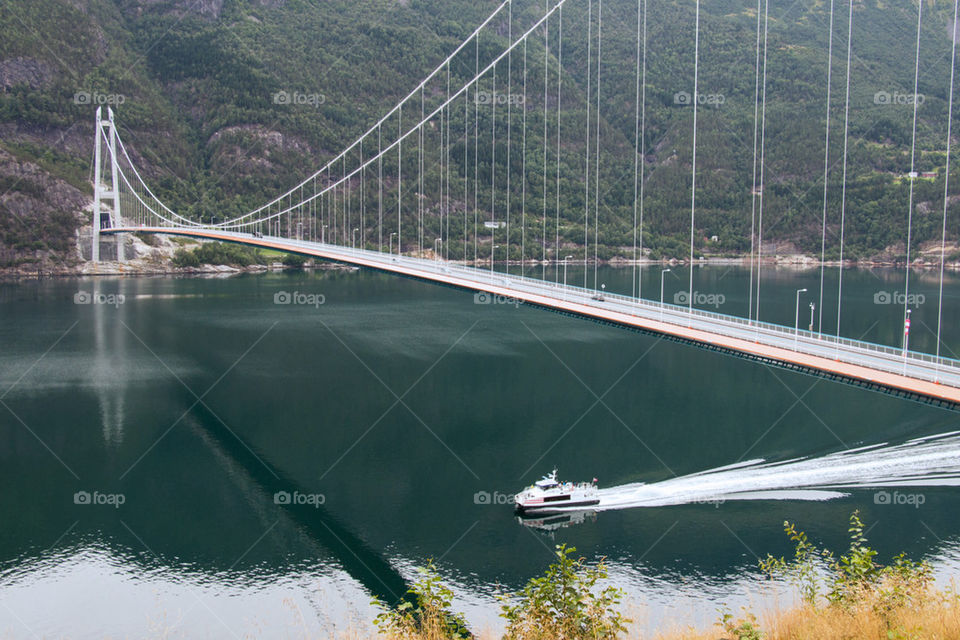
2, 265, 959, 637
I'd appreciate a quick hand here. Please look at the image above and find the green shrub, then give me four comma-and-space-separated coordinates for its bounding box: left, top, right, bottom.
760, 511, 932, 610
170, 242, 266, 267
135, 232, 160, 247
282, 252, 306, 268
373, 561, 469, 640
193, 242, 264, 266
720, 611, 764, 640
171, 247, 200, 268
499, 544, 629, 640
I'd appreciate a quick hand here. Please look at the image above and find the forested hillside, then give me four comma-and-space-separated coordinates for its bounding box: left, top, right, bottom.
1, 0, 959, 268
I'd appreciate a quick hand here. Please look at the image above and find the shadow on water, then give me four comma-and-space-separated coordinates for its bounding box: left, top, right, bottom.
183, 399, 414, 609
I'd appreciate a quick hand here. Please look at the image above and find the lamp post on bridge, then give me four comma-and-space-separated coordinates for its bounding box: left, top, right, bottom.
660, 268, 671, 322
352, 228, 359, 249
491, 245, 500, 278
389, 232, 397, 256
322, 224, 328, 244
434, 238, 442, 261
794, 288, 808, 348
809, 302, 816, 333
902, 308, 912, 373
563, 255, 574, 301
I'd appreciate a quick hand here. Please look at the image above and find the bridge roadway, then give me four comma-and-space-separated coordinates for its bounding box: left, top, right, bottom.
109, 227, 960, 409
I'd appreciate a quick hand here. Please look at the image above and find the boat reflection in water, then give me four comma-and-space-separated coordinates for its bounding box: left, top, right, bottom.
517, 509, 598, 534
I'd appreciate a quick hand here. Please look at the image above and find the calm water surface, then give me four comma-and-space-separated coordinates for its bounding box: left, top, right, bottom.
2, 265, 960, 637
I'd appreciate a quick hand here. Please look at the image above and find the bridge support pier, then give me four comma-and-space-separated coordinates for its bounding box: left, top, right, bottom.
92, 107, 125, 264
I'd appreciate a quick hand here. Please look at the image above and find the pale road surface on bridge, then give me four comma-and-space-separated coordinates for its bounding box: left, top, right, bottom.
108, 227, 960, 408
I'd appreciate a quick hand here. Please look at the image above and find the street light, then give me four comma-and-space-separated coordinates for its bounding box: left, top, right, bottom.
491, 244, 500, 277
808, 302, 816, 333
902, 308, 913, 372
389, 232, 397, 255
434, 237, 443, 261
794, 288, 808, 348
352, 228, 360, 249
660, 268, 671, 321
563, 256, 574, 300
322, 224, 328, 244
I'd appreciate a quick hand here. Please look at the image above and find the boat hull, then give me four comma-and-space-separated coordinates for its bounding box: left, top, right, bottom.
514, 498, 600, 515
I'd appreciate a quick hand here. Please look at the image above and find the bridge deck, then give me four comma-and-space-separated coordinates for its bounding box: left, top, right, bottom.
108, 227, 960, 409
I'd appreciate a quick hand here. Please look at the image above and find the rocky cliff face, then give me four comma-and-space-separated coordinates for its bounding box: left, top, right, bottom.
0, 58, 56, 92
0, 147, 88, 271
115, 0, 227, 20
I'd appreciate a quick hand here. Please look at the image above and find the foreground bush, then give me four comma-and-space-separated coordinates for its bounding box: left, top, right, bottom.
759, 511, 933, 611
373, 561, 470, 640
374, 546, 627, 640
372, 514, 959, 640
695, 510, 951, 640
499, 545, 628, 640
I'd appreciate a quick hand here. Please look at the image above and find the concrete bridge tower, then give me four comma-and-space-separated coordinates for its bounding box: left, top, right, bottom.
92, 106, 124, 263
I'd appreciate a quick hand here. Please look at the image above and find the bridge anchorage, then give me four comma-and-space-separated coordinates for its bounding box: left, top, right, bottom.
92, 0, 960, 409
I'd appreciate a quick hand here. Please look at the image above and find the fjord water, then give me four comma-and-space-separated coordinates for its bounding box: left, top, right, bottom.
2, 265, 960, 637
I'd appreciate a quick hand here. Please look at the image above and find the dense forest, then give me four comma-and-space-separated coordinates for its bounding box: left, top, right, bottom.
1, 0, 959, 267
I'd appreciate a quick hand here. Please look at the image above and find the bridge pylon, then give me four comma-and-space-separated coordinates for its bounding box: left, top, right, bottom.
92, 106, 124, 263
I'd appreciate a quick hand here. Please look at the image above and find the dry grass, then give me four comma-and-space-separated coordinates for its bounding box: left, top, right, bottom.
367, 584, 960, 640
652, 585, 960, 640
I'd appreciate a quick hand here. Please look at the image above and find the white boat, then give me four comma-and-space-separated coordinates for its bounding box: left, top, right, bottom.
514, 469, 599, 513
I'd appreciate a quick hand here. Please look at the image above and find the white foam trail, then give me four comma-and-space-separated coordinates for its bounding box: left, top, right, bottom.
593, 433, 960, 510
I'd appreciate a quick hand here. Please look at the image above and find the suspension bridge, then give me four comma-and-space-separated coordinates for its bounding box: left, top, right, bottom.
89, 0, 960, 409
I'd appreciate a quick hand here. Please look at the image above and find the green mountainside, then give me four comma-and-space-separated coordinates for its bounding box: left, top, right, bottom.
1, 0, 958, 268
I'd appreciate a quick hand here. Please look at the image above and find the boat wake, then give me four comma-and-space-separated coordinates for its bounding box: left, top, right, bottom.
591, 431, 960, 511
